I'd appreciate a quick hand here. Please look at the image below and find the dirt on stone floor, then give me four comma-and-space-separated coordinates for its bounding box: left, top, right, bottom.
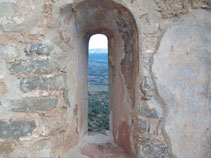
81, 142, 131, 158
67, 131, 132, 158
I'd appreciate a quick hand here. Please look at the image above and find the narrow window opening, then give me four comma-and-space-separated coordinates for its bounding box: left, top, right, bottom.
88, 34, 109, 132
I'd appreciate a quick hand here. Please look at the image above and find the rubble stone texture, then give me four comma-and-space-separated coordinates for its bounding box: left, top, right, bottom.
0, 0, 210, 158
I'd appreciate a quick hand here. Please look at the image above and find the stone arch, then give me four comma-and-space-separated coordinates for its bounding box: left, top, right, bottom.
58, 0, 139, 155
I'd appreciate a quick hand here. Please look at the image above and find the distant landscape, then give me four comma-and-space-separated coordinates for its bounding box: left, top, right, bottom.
88, 49, 109, 132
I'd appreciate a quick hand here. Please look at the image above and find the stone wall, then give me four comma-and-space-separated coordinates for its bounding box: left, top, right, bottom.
0, 41, 75, 157
0, 0, 210, 158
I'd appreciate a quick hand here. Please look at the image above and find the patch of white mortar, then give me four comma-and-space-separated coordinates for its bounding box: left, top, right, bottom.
41, 91, 49, 96
30, 26, 45, 35
13, 16, 24, 24
21, 91, 53, 98
39, 56, 50, 60
0, 139, 5, 142
19, 134, 39, 141
144, 49, 154, 54
0, 0, 17, 4
0, 16, 12, 25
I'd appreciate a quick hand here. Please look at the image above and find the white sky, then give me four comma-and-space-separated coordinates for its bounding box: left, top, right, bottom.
89, 34, 108, 49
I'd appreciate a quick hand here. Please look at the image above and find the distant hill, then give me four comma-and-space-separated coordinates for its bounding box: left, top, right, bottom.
89, 48, 108, 54
89, 49, 108, 64
88, 48, 108, 85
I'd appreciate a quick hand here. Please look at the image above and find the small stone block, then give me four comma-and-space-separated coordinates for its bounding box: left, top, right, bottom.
24, 43, 50, 56
0, 121, 36, 138
140, 107, 158, 118
10, 96, 58, 112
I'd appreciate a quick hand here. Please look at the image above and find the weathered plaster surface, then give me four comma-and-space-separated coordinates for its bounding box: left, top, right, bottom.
0, 0, 43, 32
152, 10, 211, 158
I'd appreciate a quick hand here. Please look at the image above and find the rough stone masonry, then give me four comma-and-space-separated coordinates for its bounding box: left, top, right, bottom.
0, 0, 210, 158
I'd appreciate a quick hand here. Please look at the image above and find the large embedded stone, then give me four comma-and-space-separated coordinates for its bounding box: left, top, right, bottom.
24, 43, 50, 56
146, 98, 163, 118
140, 77, 154, 99
19, 74, 67, 93
139, 120, 149, 134
138, 144, 167, 158
7, 59, 61, 75
10, 96, 58, 112
139, 107, 158, 118
138, 137, 152, 142
0, 121, 36, 138
143, 56, 151, 70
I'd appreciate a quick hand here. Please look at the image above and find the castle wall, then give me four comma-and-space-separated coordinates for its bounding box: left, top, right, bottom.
0, 0, 210, 158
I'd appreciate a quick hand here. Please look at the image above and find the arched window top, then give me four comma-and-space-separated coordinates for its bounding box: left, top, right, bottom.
89, 34, 108, 50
